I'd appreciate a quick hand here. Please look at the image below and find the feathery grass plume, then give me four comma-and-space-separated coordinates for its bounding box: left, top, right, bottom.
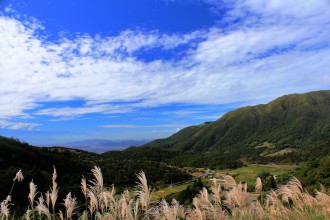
36, 195, 51, 220
63, 192, 77, 219
9, 170, 24, 196
13, 170, 24, 182
0, 195, 11, 220
45, 191, 50, 208
152, 198, 185, 220
59, 210, 64, 220
99, 191, 113, 213
81, 176, 87, 199
89, 166, 104, 194
232, 201, 264, 220
190, 188, 215, 220
135, 171, 151, 214
50, 166, 58, 216
28, 180, 38, 220
24, 209, 32, 220
210, 179, 222, 205
255, 177, 262, 193
118, 190, 134, 220
222, 175, 236, 190
225, 183, 249, 209
315, 190, 330, 213
133, 198, 139, 220
277, 176, 303, 206
87, 189, 98, 216
28, 181, 38, 207
187, 205, 204, 220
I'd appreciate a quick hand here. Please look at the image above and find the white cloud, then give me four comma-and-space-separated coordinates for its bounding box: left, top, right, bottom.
36, 104, 132, 117
0, 0, 329, 122
0, 120, 40, 130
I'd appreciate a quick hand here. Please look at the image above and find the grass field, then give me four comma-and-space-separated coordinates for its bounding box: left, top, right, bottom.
151, 182, 191, 200
220, 164, 298, 186
151, 164, 298, 200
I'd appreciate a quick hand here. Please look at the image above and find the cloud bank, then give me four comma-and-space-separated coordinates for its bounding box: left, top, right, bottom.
1, 0, 330, 129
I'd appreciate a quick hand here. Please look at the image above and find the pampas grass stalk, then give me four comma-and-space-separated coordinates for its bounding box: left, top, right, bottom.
135, 171, 151, 218
28, 180, 38, 220
36, 195, 51, 220
9, 170, 24, 196
0, 196, 11, 220
63, 192, 77, 219
255, 177, 262, 193
50, 166, 58, 219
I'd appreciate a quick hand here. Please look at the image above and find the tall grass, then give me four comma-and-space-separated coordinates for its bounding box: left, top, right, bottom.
1, 166, 329, 219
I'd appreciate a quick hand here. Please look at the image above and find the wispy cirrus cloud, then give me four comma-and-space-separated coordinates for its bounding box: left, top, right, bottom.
0, 120, 40, 130
0, 0, 329, 127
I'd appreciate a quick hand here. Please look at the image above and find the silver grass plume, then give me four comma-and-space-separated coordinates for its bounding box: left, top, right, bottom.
36, 195, 51, 220
135, 171, 151, 214
63, 192, 77, 219
255, 177, 262, 193
0, 195, 11, 219
50, 166, 58, 213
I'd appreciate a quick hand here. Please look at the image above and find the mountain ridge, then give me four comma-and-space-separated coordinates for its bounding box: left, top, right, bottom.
141, 90, 330, 162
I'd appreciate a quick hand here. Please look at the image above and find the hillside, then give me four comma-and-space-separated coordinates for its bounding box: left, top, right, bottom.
0, 136, 191, 213
134, 90, 330, 163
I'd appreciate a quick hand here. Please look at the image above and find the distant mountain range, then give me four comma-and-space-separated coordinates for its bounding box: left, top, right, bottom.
60, 139, 151, 153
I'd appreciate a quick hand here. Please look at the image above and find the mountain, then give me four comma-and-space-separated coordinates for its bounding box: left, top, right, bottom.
0, 136, 191, 213
60, 139, 151, 153
136, 90, 330, 164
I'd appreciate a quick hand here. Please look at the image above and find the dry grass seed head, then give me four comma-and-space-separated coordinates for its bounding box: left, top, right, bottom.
255, 177, 262, 193
13, 170, 24, 182
135, 171, 151, 211
315, 190, 330, 212
36, 195, 51, 220
24, 209, 32, 220
89, 166, 104, 194
28, 180, 38, 208
87, 189, 98, 215
225, 184, 249, 209
50, 166, 58, 211
0, 196, 11, 219
81, 176, 87, 199
223, 175, 236, 190
210, 182, 222, 205
63, 192, 78, 219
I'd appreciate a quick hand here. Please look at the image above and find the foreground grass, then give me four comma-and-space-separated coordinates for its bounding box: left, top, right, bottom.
1, 166, 329, 220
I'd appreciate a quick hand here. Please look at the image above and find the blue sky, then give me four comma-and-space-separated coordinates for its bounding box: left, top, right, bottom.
0, 0, 330, 146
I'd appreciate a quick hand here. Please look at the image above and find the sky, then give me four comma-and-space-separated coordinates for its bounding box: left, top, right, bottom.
0, 0, 330, 146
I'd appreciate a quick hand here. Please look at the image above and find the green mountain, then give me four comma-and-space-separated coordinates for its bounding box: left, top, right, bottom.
137, 90, 330, 163
0, 136, 191, 213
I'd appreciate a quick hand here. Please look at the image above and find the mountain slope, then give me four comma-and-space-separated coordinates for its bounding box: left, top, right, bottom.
143, 90, 330, 161
0, 136, 191, 213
